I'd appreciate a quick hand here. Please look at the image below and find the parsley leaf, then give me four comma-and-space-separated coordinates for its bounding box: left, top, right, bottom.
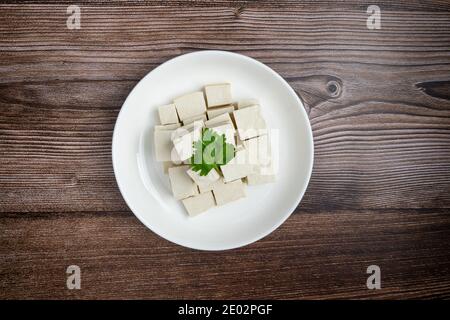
190, 128, 235, 176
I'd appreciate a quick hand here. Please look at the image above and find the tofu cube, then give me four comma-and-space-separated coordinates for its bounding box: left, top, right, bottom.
164, 161, 182, 174
246, 156, 277, 185
243, 135, 272, 167
154, 129, 175, 162
235, 133, 244, 147
182, 191, 216, 216
212, 179, 246, 206
158, 104, 179, 124
173, 92, 207, 121
168, 165, 199, 200
220, 148, 255, 182
233, 105, 267, 140
172, 121, 204, 161
237, 99, 259, 109
155, 123, 181, 130
204, 83, 232, 107
187, 168, 220, 193
243, 135, 276, 184
182, 113, 207, 125
207, 105, 234, 119
205, 113, 233, 128
209, 122, 236, 146
198, 177, 223, 193
246, 171, 276, 185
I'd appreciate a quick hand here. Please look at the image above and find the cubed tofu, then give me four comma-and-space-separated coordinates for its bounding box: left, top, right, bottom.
172, 121, 204, 161
204, 113, 233, 128
154, 129, 175, 162
246, 157, 276, 185
207, 105, 234, 119
173, 120, 203, 138
204, 83, 232, 107
209, 122, 236, 146
173, 92, 207, 121
187, 168, 220, 192
168, 165, 199, 200
182, 113, 207, 125
235, 133, 244, 147
158, 104, 179, 124
220, 148, 255, 182
237, 99, 259, 109
155, 123, 181, 130
233, 105, 267, 140
243, 135, 276, 184
243, 134, 272, 167
163, 161, 177, 174
182, 191, 216, 216
212, 179, 246, 206
198, 177, 223, 193
246, 172, 276, 185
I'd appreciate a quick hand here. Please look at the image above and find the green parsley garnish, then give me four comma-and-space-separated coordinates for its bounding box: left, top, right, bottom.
190, 128, 235, 176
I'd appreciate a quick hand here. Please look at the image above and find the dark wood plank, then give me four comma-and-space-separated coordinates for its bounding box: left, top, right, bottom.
1, 3, 450, 212
1, 210, 449, 299
0, 1, 449, 299
1, 1, 450, 11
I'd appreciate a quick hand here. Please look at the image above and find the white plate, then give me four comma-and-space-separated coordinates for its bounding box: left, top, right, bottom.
112, 50, 313, 251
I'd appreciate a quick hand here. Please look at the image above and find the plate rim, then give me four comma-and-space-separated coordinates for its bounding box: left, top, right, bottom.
112, 50, 314, 251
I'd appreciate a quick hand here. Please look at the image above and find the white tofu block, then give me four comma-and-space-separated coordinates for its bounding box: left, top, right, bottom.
246, 159, 276, 185
158, 104, 179, 124
187, 168, 220, 192
182, 191, 216, 216
182, 113, 207, 125
243, 135, 272, 167
244, 135, 276, 184
246, 172, 276, 185
173, 120, 204, 139
198, 177, 223, 193
172, 121, 204, 161
233, 105, 267, 140
205, 83, 232, 107
154, 129, 175, 162
220, 148, 255, 182
212, 179, 246, 206
235, 144, 245, 153
168, 165, 199, 200
204, 113, 233, 128
207, 105, 234, 119
173, 92, 207, 121
209, 122, 236, 146
163, 161, 177, 174
235, 133, 244, 147
155, 123, 181, 130
237, 99, 259, 109
248, 174, 275, 185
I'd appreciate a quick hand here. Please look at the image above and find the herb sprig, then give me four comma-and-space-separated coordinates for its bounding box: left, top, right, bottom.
190, 128, 235, 176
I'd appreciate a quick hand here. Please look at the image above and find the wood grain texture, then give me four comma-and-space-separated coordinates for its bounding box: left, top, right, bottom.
0, 1, 450, 299
1, 210, 449, 299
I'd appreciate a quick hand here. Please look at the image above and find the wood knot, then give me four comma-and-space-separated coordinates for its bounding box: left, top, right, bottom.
415, 80, 450, 101
70, 175, 79, 185
233, 2, 247, 18
287, 75, 343, 108
326, 80, 341, 98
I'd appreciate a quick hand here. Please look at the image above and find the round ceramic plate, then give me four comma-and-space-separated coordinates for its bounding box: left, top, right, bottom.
112, 50, 313, 250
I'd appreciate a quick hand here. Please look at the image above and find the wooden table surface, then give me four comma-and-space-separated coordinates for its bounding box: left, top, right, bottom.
1, 0, 450, 300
